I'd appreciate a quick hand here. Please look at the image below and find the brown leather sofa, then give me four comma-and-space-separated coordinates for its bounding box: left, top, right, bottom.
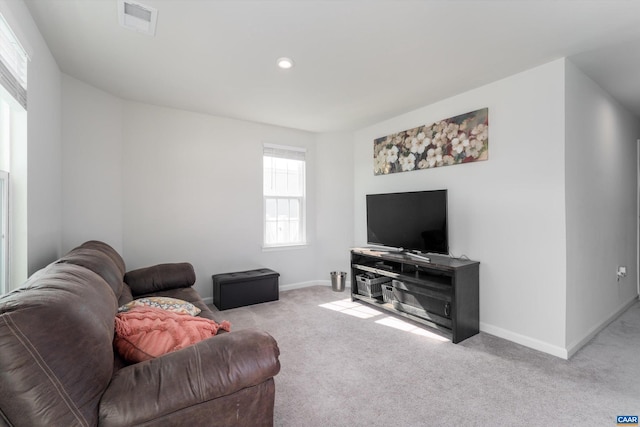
0, 240, 280, 426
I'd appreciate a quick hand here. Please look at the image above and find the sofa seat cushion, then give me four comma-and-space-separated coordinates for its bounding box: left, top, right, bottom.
113, 287, 220, 372
114, 307, 230, 363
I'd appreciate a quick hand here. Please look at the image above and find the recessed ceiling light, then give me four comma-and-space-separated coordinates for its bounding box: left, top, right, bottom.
277, 57, 295, 70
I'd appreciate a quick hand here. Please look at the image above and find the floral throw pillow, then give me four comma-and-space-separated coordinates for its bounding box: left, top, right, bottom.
118, 296, 201, 316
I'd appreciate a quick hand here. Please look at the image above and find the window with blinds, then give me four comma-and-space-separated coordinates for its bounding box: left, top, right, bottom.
0, 13, 27, 293
263, 144, 306, 247
0, 13, 27, 109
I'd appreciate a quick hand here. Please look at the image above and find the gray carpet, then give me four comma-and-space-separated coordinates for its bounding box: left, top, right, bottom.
210, 286, 640, 426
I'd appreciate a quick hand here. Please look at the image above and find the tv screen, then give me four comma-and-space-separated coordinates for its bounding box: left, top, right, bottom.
366, 189, 448, 255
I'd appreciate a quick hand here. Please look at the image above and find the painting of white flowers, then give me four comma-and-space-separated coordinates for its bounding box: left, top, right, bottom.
373, 108, 488, 175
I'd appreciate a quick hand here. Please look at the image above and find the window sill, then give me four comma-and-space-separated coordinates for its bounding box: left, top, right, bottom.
262, 243, 309, 252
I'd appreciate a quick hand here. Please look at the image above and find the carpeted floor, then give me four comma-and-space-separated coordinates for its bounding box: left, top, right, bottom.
210, 286, 640, 427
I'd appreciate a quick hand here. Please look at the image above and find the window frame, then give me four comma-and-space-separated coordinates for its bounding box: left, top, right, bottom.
0, 170, 7, 294
0, 13, 27, 294
262, 143, 307, 249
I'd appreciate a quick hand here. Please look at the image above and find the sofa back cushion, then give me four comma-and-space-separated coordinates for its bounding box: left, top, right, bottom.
80, 240, 126, 277
0, 262, 118, 426
57, 240, 126, 299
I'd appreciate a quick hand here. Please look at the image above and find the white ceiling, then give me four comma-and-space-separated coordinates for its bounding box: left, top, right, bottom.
24, 0, 640, 133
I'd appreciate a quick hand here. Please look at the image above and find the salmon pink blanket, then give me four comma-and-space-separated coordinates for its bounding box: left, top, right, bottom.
114, 306, 231, 363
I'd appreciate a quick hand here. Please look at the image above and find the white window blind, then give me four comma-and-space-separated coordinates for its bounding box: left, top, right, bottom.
0, 13, 27, 109
263, 144, 306, 162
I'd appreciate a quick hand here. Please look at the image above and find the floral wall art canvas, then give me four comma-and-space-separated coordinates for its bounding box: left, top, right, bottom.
373, 108, 489, 175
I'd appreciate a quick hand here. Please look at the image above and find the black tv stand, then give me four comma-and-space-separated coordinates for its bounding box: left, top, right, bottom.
350, 247, 479, 343
404, 251, 431, 263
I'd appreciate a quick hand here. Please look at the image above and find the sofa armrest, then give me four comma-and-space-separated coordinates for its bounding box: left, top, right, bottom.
124, 262, 196, 295
99, 329, 280, 427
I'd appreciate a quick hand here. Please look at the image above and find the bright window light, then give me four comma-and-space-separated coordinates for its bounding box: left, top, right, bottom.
263, 144, 306, 248
319, 298, 449, 342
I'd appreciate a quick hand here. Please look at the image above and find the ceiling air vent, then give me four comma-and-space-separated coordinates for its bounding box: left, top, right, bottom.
118, 0, 158, 36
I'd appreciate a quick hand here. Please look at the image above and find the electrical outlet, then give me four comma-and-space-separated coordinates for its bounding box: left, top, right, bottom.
617, 266, 627, 281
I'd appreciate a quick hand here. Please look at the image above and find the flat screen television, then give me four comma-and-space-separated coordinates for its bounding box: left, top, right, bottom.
366, 189, 448, 255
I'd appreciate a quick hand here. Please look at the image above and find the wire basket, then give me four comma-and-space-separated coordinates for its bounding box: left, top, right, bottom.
356, 274, 388, 298
381, 283, 394, 303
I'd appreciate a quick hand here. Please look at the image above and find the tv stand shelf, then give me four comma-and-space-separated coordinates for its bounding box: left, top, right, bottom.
350, 248, 480, 343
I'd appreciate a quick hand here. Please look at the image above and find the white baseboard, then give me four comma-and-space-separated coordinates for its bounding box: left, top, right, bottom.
202, 296, 213, 305
280, 280, 352, 292
480, 295, 639, 359
479, 322, 569, 359
565, 295, 638, 358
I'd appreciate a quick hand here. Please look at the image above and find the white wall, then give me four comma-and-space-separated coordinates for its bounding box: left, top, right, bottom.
315, 132, 354, 284
564, 60, 640, 355
354, 60, 569, 356
60, 78, 355, 300
61, 75, 123, 253
121, 102, 319, 299
0, 0, 62, 281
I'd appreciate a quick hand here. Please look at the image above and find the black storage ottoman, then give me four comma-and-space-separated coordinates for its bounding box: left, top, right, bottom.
212, 268, 280, 310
